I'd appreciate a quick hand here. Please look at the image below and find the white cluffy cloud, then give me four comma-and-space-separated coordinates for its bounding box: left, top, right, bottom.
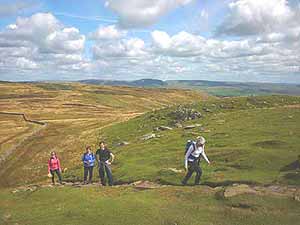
104, 0, 193, 28
217, 0, 300, 36
92, 38, 146, 58
0, 13, 90, 80
89, 25, 127, 40
149, 29, 300, 82
1, 1, 300, 83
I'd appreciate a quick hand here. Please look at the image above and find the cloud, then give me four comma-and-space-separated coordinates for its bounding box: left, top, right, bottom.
89, 25, 127, 40
149, 29, 300, 81
0, 0, 39, 18
92, 37, 147, 58
217, 0, 299, 36
0, 13, 88, 79
104, 0, 193, 28
0, 7, 299, 83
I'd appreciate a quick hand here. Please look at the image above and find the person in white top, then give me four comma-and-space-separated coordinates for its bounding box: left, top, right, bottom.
182, 136, 211, 185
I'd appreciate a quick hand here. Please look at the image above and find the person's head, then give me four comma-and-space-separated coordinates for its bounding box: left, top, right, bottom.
86, 146, 92, 154
99, 141, 106, 150
196, 136, 206, 147
50, 151, 56, 158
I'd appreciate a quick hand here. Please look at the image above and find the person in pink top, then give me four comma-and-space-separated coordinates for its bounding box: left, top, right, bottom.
48, 151, 62, 184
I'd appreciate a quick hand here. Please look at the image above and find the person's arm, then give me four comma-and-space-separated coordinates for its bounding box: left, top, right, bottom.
201, 146, 210, 164
90, 154, 96, 164
95, 151, 100, 163
184, 145, 194, 169
82, 154, 88, 165
110, 153, 115, 163
48, 160, 51, 173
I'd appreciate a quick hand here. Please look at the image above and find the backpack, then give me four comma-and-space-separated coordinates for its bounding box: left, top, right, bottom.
184, 140, 196, 156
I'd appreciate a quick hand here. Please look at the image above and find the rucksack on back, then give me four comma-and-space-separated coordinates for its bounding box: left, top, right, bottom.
184, 140, 195, 155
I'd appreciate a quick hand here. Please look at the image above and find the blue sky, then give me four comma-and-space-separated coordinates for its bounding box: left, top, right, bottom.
0, 0, 299, 83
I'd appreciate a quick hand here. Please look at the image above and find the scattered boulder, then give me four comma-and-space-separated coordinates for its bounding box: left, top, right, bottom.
203, 107, 212, 113
175, 123, 183, 128
168, 106, 202, 122
223, 184, 257, 198
167, 168, 184, 173
154, 126, 173, 131
12, 185, 39, 194
116, 141, 130, 146
294, 189, 300, 202
141, 133, 157, 141
131, 180, 162, 189
184, 124, 202, 130
216, 120, 225, 124
3, 213, 11, 221
203, 129, 211, 133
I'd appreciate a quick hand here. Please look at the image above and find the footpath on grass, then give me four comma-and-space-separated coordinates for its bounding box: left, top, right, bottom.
10, 180, 300, 202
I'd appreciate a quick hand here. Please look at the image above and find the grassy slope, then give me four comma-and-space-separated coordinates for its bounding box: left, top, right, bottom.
63, 95, 300, 186
0, 82, 207, 187
0, 186, 299, 225
0, 91, 300, 225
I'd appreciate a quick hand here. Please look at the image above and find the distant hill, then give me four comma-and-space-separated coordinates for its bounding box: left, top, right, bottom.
79, 79, 300, 96
80, 79, 167, 87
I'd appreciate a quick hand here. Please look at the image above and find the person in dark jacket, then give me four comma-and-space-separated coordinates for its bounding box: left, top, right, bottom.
48, 151, 62, 185
96, 141, 115, 186
82, 146, 95, 184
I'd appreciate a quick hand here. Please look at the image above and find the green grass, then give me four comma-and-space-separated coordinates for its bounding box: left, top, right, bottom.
0, 186, 299, 225
1, 93, 300, 225
64, 95, 300, 186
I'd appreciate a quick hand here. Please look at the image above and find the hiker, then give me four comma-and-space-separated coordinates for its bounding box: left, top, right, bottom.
96, 141, 115, 186
48, 151, 62, 185
182, 136, 210, 185
82, 146, 95, 184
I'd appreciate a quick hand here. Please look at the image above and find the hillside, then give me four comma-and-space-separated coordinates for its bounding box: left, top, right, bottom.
79, 79, 300, 96
64, 95, 300, 186
0, 92, 299, 225
0, 82, 208, 187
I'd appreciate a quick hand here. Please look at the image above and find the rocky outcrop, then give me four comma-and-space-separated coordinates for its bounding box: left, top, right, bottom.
184, 124, 202, 130
116, 141, 130, 146
154, 126, 173, 131
223, 184, 257, 198
168, 106, 202, 122
141, 133, 160, 141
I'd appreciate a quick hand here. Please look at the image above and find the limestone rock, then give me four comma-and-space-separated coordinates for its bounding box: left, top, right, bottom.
141, 133, 156, 141
184, 124, 202, 130
294, 189, 300, 202
223, 184, 257, 198
116, 141, 130, 146
154, 126, 173, 131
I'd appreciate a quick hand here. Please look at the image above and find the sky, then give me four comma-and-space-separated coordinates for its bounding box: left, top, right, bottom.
0, 0, 299, 83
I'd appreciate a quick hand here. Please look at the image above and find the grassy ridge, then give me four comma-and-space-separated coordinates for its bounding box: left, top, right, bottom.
64, 95, 300, 186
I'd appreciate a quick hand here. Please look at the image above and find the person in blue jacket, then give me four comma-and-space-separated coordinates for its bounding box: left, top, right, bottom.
82, 146, 95, 184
